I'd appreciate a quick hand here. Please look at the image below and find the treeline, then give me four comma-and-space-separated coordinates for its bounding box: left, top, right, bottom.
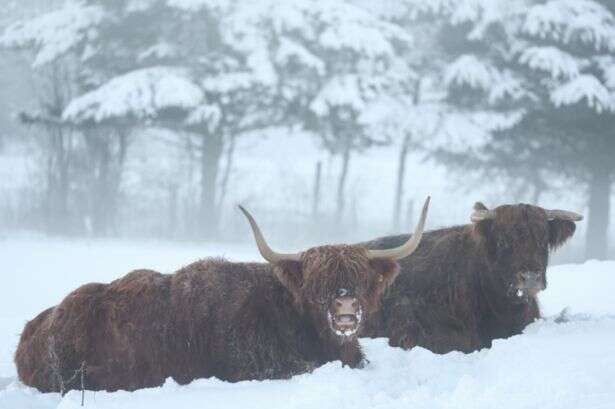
0, 0, 614, 259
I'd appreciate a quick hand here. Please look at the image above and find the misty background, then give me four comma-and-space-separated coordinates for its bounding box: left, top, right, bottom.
0, 0, 613, 264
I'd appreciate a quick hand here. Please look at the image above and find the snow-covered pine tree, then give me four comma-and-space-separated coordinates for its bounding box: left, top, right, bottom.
420, 0, 615, 259
513, 0, 615, 259
249, 0, 415, 222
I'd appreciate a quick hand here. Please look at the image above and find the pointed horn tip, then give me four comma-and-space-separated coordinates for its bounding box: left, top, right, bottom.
237, 204, 302, 263
418, 195, 430, 223
237, 204, 252, 220
366, 195, 431, 261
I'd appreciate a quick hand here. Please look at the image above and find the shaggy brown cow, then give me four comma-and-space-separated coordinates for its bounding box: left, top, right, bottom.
15, 198, 430, 393
364, 202, 582, 353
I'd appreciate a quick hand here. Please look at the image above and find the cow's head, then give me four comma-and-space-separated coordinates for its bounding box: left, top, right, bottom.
471, 202, 582, 302
239, 197, 429, 367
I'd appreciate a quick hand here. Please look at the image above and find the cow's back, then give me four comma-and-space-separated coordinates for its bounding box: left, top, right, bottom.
88, 269, 172, 390
15, 269, 172, 392
363, 226, 483, 352
168, 258, 319, 383
15, 260, 318, 392
15, 306, 57, 392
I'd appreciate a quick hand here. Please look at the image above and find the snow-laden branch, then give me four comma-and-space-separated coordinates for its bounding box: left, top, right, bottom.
523, 0, 615, 51
359, 95, 443, 138
444, 54, 500, 91
226, 0, 412, 60
63, 67, 204, 123
597, 57, 615, 89
274, 38, 325, 75
0, 1, 104, 67
518, 46, 586, 79
310, 75, 365, 116
423, 109, 525, 155
550, 74, 615, 113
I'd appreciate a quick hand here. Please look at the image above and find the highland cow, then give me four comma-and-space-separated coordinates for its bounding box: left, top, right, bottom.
15, 198, 430, 393
364, 202, 582, 353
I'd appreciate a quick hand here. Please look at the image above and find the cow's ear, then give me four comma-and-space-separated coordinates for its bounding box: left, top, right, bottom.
548, 219, 576, 250
272, 260, 303, 298
471, 202, 497, 258
367, 258, 400, 308
370, 258, 400, 287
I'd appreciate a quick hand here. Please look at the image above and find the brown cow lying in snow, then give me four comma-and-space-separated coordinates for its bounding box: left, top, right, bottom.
15, 198, 430, 393
364, 202, 582, 353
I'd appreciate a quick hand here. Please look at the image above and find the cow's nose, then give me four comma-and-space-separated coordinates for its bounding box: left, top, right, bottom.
334, 296, 359, 316
519, 271, 545, 290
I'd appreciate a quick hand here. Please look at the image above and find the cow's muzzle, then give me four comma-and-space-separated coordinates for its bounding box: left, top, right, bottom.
328, 296, 362, 337
512, 271, 546, 299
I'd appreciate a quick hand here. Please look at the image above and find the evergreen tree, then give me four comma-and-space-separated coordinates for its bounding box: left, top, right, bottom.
424, 0, 615, 259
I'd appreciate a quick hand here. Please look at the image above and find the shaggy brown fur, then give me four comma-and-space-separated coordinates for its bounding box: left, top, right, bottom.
16, 246, 399, 393
363, 203, 577, 353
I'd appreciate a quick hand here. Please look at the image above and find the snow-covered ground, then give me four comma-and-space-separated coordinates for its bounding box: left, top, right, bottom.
1, 237, 614, 409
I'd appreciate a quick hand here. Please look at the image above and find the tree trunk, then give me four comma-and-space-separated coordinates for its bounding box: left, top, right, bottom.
393, 79, 422, 231
182, 133, 198, 237
312, 161, 322, 219
530, 168, 544, 205
393, 134, 411, 230
336, 143, 351, 221
216, 133, 236, 213
585, 167, 611, 260
86, 129, 128, 237
531, 185, 541, 205
199, 132, 223, 239
168, 183, 178, 238
91, 135, 111, 236
109, 129, 128, 233
45, 127, 71, 235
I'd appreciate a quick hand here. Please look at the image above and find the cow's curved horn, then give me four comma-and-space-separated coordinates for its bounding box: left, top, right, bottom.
545, 209, 583, 221
367, 196, 430, 260
238, 205, 302, 263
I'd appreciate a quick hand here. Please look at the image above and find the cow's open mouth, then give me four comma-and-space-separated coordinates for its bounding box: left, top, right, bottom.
327, 309, 362, 337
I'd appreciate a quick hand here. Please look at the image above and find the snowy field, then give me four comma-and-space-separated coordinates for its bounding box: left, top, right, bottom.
1, 237, 614, 409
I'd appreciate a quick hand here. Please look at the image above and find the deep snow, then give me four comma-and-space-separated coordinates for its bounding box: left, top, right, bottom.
1, 237, 614, 409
